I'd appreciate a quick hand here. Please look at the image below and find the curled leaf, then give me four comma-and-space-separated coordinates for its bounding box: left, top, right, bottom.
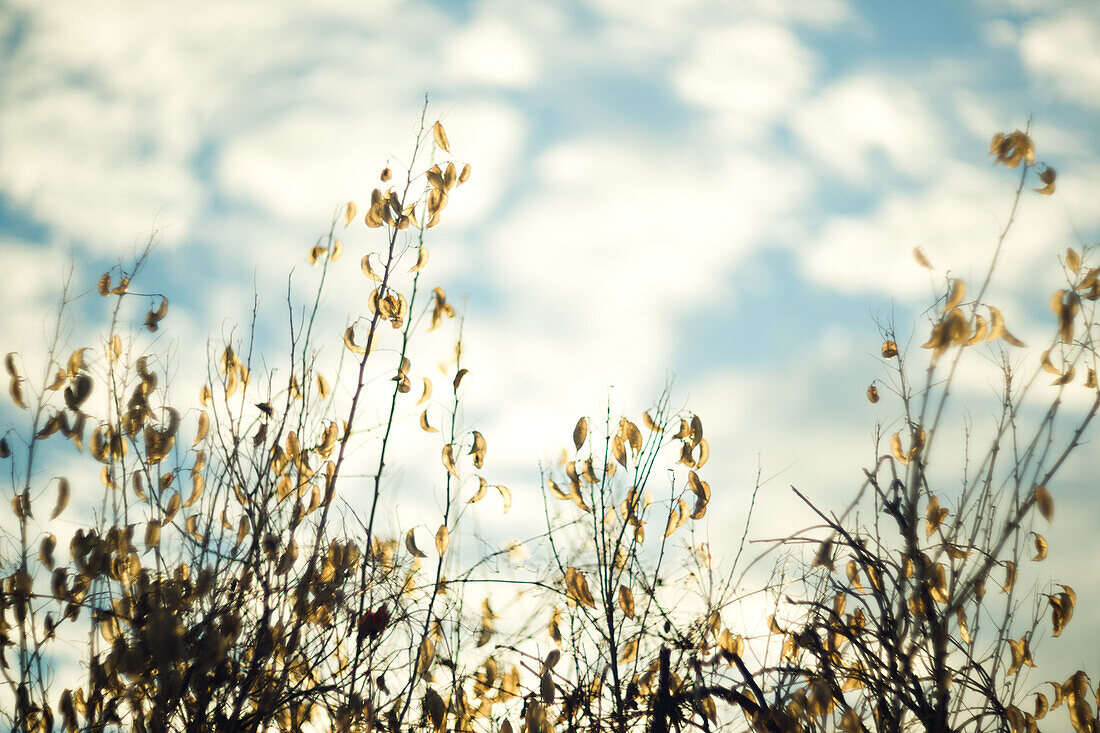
406, 528, 427, 558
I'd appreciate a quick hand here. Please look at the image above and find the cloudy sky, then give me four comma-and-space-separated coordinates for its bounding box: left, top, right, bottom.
2, 0, 1100, 682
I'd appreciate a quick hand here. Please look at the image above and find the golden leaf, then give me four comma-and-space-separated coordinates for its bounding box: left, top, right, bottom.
468, 476, 488, 503
944, 278, 966, 312
618, 585, 634, 618
1007, 636, 1035, 675
573, 417, 587, 450
1034, 485, 1053, 521
409, 247, 429, 273
432, 121, 451, 153
1065, 246, 1081, 273
361, 253, 383, 282
183, 471, 205, 509
881, 341, 898, 359
416, 636, 436, 678
9, 377, 26, 409
144, 520, 161, 551
51, 477, 70, 520
459, 163, 471, 184
435, 524, 450, 556
1001, 561, 1017, 593
956, 608, 972, 644
866, 384, 879, 403
164, 492, 181, 522
416, 377, 432, 407
344, 201, 357, 227
618, 637, 639, 664
343, 326, 365, 354
420, 409, 438, 433
564, 567, 596, 608
406, 528, 427, 558
496, 484, 512, 514
442, 444, 459, 478
890, 431, 908, 466
846, 560, 864, 592
1031, 532, 1048, 561
1035, 166, 1056, 196
913, 247, 933, 269
965, 314, 988, 345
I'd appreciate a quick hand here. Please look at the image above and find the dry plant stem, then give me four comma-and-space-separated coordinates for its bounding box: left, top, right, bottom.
395, 317, 464, 732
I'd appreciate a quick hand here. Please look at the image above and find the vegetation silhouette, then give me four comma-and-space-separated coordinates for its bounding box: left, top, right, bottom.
1, 116, 1097, 733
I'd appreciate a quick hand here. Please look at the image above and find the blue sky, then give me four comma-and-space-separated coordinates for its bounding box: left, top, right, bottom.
3, 0, 1100, 692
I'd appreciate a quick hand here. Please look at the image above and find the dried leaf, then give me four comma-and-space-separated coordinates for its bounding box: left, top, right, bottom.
913, 247, 933, 269
1034, 485, 1053, 521
361, 254, 383, 282
432, 121, 451, 153
435, 524, 450, 556
344, 201, 357, 227
51, 477, 70, 520
944, 279, 966, 312
406, 528, 427, 558
866, 384, 879, 403
409, 247, 429, 273
442, 444, 459, 478
496, 484, 512, 513
468, 476, 489, 504
420, 409, 438, 433
881, 341, 898, 359
1032, 532, 1048, 561
573, 417, 587, 450
618, 585, 634, 618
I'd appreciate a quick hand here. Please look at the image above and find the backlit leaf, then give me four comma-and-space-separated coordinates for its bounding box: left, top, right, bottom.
51, 477, 70, 520
913, 247, 933, 269
1032, 532, 1048, 561
944, 279, 966, 312
881, 341, 898, 359
435, 524, 449, 556
618, 585, 634, 618
1034, 485, 1053, 521
420, 409, 438, 433
406, 528, 427, 558
468, 476, 488, 503
344, 201, 357, 226
442, 444, 459, 478
496, 484, 512, 513
432, 121, 451, 153
573, 417, 587, 450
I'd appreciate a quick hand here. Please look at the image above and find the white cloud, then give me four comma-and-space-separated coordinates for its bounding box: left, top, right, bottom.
1018, 9, 1100, 108
443, 15, 539, 89
673, 22, 816, 137
791, 75, 943, 181
799, 158, 1100, 301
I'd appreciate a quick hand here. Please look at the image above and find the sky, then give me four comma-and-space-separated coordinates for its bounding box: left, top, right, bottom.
2, 0, 1100, 700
